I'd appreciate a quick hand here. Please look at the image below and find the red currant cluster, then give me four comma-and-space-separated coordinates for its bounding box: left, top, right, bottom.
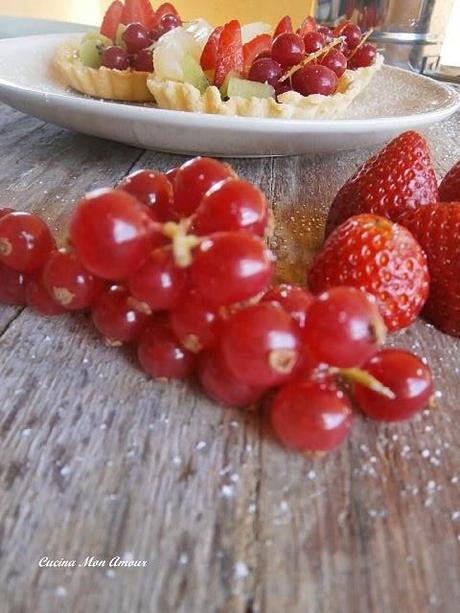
248, 17, 377, 98
0, 158, 433, 453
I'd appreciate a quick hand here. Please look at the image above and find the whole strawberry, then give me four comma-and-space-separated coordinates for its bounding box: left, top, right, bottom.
308, 214, 430, 331
326, 131, 438, 235
400, 202, 460, 337
439, 160, 460, 202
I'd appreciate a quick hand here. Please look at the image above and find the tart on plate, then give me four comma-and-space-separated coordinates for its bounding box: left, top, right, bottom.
148, 15, 383, 119
55, 0, 183, 102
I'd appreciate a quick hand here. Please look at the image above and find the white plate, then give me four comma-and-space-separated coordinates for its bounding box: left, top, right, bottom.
0, 33, 459, 157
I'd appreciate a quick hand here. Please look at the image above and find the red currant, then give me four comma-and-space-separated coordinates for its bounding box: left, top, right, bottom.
101, 46, 130, 70
170, 291, 220, 353
118, 169, 175, 222
303, 287, 385, 368
0, 211, 55, 273
122, 23, 152, 54
0, 207, 13, 220
319, 49, 348, 77
132, 48, 154, 72
336, 22, 362, 49
272, 32, 305, 68
157, 13, 182, 36
173, 157, 235, 217
138, 320, 196, 379
303, 31, 325, 54
348, 43, 377, 69
262, 284, 314, 328
191, 232, 273, 307
317, 25, 333, 44
0, 262, 27, 305
69, 189, 153, 281
198, 349, 266, 408
26, 273, 66, 317
43, 249, 104, 310
128, 246, 189, 312
292, 64, 338, 96
270, 378, 353, 452
354, 349, 434, 421
220, 302, 302, 387
192, 178, 268, 237
92, 285, 149, 344
165, 167, 178, 184
248, 57, 283, 87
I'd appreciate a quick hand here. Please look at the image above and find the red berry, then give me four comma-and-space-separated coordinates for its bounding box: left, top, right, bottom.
0, 262, 27, 305
317, 25, 333, 44
132, 48, 154, 72
439, 160, 460, 202
220, 302, 302, 388
302, 31, 325, 54
270, 379, 353, 452
101, 46, 130, 70
291, 64, 338, 96
0, 207, 13, 220
0, 211, 55, 273
271, 32, 305, 68
122, 22, 152, 53
319, 49, 348, 77
192, 178, 268, 236
348, 43, 377, 69
173, 157, 235, 217
165, 167, 178, 184
69, 189, 153, 281
138, 320, 196, 379
303, 287, 385, 368
337, 22, 362, 49
43, 249, 104, 310
354, 349, 433, 421
262, 284, 314, 328
248, 57, 283, 87
170, 291, 220, 353
26, 273, 66, 317
191, 232, 273, 307
128, 246, 188, 311
158, 13, 182, 34
118, 169, 175, 222
92, 284, 149, 344
198, 349, 266, 408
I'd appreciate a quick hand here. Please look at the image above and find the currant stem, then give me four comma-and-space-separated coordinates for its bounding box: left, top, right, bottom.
163, 221, 201, 268
332, 367, 396, 400
279, 36, 345, 83
347, 29, 374, 61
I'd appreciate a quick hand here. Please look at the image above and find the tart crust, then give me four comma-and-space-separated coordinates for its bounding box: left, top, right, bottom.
147, 54, 383, 119
54, 42, 154, 102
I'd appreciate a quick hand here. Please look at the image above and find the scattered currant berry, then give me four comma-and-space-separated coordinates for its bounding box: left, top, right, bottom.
336, 22, 362, 49
354, 349, 434, 421
191, 231, 273, 307
170, 291, 220, 353
92, 285, 149, 344
192, 178, 268, 236
348, 43, 377, 68
26, 273, 66, 317
101, 46, 130, 70
0, 262, 27, 305
173, 157, 235, 217
43, 249, 104, 310
118, 169, 175, 222
69, 189, 153, 280
220, 302, 302, 387
248, 57, 283, 87
128, 246, 189, 312
0, 211, 55, 273
303, 287, 385, 368
302, 31, 325, 54
198, 349, 266, 408
122, 23, 152, 54
317, 25, 333, 43
132, 48, 154, 72
270, 378, 353, 452
0, 207, 13, 220
319, 49, 348, 77
262, 284, 314, 328
138, 320, 196, 379
271, 32, 305, 68
292, 64, 338, 96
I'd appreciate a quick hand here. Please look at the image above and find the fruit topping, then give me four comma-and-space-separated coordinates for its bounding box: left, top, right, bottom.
291, 64, 338, 96
214, 20, 244, 88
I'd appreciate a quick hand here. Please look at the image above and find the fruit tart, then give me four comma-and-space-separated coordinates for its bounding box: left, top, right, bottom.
55, 0, 183, 102
148, 16, 383, 119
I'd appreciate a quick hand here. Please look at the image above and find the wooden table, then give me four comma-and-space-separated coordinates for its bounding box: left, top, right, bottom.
0, 102, 459, 613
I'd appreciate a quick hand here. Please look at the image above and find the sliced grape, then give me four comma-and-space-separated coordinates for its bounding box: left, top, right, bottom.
241, 22, 273, 43
227, 76, 275, 99
181, 54, 209, 93
219, 71, 239, 98
80, 39, 103, 68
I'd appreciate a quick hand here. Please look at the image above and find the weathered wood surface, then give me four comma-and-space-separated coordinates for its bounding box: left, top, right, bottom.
0, 102, 459, 613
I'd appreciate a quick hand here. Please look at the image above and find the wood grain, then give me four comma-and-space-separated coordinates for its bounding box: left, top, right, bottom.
0, 103, 459, 613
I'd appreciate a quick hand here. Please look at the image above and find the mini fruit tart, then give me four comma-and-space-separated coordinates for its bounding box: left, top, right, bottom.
55, 0, 183, 102
147, 16, 383, 119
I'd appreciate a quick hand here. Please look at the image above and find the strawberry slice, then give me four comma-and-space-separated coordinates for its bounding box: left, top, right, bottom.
100, 0, 124, 42
121, 0, 145, 25
200, 26, 223, 72
274, 16, 293, 39
214, 20, 244, 88
243, 34, 272, 76
140, 0, 157, 30
297, 16, 317, 37
325, 131, 439, 235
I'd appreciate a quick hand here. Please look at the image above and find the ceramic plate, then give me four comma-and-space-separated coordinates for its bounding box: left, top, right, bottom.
0, 33, 459, 157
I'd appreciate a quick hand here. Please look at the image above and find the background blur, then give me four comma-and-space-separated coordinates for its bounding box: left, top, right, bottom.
0, 0, 459, 65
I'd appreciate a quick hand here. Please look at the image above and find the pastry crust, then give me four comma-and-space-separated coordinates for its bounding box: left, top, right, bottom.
54, 42, 154, 102
147, 54, 383, 119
